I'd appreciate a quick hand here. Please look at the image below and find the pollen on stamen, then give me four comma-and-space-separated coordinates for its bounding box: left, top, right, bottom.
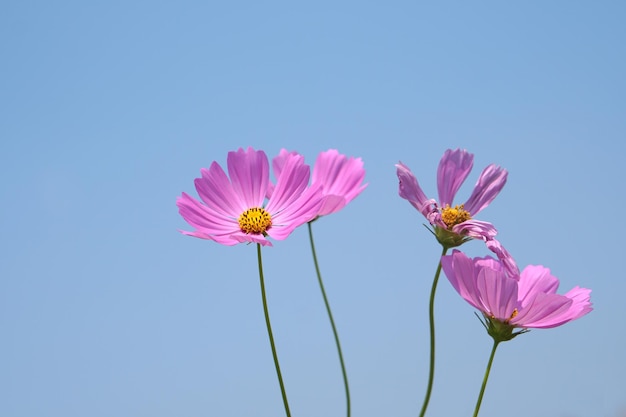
440, 204, 471, 229
505, 308, 519, 324
238, 207, 272, 234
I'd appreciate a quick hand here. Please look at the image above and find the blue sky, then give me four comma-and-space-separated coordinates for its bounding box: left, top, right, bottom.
1, 1, 625, 416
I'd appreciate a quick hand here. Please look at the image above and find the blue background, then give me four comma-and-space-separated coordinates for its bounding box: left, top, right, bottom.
1, 1, 624, 416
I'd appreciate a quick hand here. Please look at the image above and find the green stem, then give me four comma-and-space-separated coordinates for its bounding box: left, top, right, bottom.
418, 246, 448, 417
257, 243, 292, 417
307, 222, 351, 417
472, 340, 500, 417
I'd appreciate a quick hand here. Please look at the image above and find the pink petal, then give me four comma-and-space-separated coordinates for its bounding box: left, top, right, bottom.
194, 162, 246, 217
313, 149, 367, 216
267, 183, 323, 241
317, 195, 347, 216
267, 149, 298, 199
226, 147, 269, 209
231, 232, 273, 246
463, 164, 508, 216
476, 267, 518, 320
512, 292, 574, 329
484, 239, 521, 278
558, 286, 593, 322
265, 152, 309, 214
441, 250, 484, 312
436, 148, 473, 208
176, 193, 241, 245
452, 219, 498, 240
396, 162, 437, 218
517, 265, 560, 307
265, 153, 324, 241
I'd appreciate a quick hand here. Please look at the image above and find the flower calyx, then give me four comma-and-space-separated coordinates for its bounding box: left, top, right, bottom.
477, 312, 529, 343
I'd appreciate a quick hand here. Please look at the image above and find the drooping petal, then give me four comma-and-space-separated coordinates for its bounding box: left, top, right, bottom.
396, 162, 437, 218
484, 238, 521, 278
463, 164, 508, 216
226, 147, 269, 209
436, 148, 473, 208
231, 232, 273, 246
426, 210, 446, 229
313, 149, 368, 216
452, 219, 498, 240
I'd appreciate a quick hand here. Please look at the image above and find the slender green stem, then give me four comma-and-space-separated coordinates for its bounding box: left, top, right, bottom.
418, 246, 448, 417
257, 243, 292, 417
307, 222, 351, 417
472, 340, 500, 417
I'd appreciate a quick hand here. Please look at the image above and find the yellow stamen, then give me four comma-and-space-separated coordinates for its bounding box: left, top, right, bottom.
238, 207, 272, 234
440, 204, 471, 229
505, 308, 518, 324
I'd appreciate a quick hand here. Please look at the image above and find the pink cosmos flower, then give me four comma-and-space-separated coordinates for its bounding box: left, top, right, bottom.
270, 148, 367, 219
396, 148, 518, 275
441, 250, 592, 335
177, 147, 323, 246
397, 148, 508, 241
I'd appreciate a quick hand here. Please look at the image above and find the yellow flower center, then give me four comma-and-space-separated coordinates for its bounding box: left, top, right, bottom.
440, 204, 471, 229
238, 207, 272, 234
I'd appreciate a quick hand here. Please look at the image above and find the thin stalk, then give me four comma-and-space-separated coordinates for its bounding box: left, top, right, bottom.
308, 222, 351, 417
418, 246, 448, 417
472, 340, 500, 417
257, 243, 292, 417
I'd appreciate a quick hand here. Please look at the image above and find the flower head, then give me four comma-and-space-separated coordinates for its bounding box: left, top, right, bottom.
396, 147, 515, 274
397, 149, 508, 244
177, 147, 323, 246
441, 249, 592, 341
269, 148, 367, 219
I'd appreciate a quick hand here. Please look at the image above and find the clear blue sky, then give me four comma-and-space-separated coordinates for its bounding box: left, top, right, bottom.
1, 1, 625, 416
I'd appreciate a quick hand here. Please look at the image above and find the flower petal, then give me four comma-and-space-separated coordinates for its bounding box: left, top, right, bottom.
313, 149, 368, 216
452, 219, 498, 240
267, 148, 298, 199
396, 162, 437, 218
265, 153, 323, 240
227, 147, 269, 209
267, 182, 323, 240
512, 292, 574, 329
484, 238, 521, 278
436, 148, 473, 208
231, 232, 273, 246
194, 162, 246, 217
463, 164, 508, 216
553, 286, 593, 324
441, 250, 485, 312
517, 265, 560, 306
176, 193, 241, 245
265, 152, 309, 214
476, 266, 519, 321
